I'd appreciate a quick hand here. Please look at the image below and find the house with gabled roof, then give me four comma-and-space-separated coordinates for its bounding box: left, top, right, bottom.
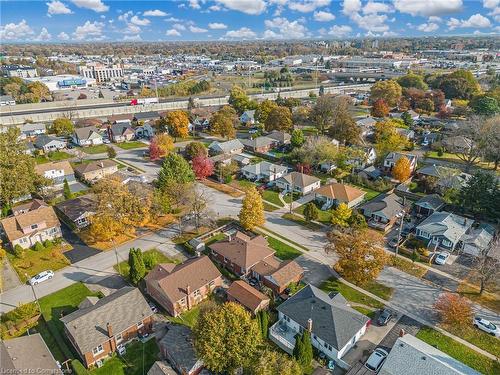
34, 160, 75, 186
72, 126, 103, 147
275, 172, 321, 196
240, 136, 276, 153
240, 161, 288, 182
208, 139, 244, 155
34, 135, 66, 153
383, 152, 417, 174
74, 160, 119, 182
108, 123, 135, 143
315, 183, 366, 210
227, 280, 270, 315
269, 284, 369, 370
359, 193, 405, 231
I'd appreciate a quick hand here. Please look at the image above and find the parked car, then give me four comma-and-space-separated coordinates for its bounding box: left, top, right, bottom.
473, 317, 500, 337
434, 251, 450, 265
117, 344, 126, 356
248, 127, 259, 134
364, 348, 389, 372
148, 301, 158, 313
29, 270, 54, 285
377, 309, 393, 326
388, 237, 402, 248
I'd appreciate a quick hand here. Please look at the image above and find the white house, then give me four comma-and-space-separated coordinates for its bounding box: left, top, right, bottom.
34, 135, 67, 153
208, 139, 244, 155
19, 123, 46, 139
269, 285, 369, 370
240, 110, 256, 125
347, 146, 377, 170
72, 126, 103, 147
240, 161, 288, 182
275, 172, 321, 196
383, 152, 417, 174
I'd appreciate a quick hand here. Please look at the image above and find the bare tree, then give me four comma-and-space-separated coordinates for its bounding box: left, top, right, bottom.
474, 236, 499, 295
187, 186, 210, 231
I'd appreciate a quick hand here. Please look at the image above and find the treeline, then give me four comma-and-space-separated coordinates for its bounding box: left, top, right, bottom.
157, 79, 211, 97
0, 77, 51, 103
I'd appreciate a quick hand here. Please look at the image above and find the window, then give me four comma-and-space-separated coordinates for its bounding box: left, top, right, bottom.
92, 344, 104, 356
115, 333, 122, 343
137, 321, 144, 328
208, 280, 215, 287
442, 239, 452, 247
31, 224, 38, 230
194, 289, 201, 297
179, 298, 186, 305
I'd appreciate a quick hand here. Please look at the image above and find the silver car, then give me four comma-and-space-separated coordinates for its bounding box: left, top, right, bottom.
29, 270, 54, 285
365, 348, 389, 372
474, 317, 500, 337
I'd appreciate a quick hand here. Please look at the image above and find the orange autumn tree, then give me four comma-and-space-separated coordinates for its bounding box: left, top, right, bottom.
371, 99, 390, 118
434, 292, 473, 328
165, 110, 190, 139
392, 156, 411, 182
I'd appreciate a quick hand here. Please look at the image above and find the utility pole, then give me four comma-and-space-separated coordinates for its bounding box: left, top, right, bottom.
112, 238, 121, 276
25, 273, 41, 313
393, 211, 405, 264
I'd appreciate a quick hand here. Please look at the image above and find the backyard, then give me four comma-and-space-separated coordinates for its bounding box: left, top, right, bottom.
113, 249, 181, 280
294, 202, 332, 225
35, 151, 73, 164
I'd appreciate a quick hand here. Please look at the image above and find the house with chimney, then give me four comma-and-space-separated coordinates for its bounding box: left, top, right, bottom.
74, 159, 119, 183
269, 284, 370, 370
60, 287, 153, 368
34, 160, 75, 187
72, 126, 103, 147
145, 256, 222, 317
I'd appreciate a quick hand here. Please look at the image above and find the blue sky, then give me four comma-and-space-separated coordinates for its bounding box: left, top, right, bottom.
0, 1, 499, 42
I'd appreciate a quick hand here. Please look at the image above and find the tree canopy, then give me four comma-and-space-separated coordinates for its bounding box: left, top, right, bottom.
210, 106, 237, 139
239, 186, 265, 230
397, 73, 428, 90
157, 152, 195, 191
51, 118, 73, 136
165, 110, 190, 139
370, 80, 402, 107
265, 106, 293, 132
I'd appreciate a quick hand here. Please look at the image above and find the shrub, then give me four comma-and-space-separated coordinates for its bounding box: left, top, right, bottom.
33, 242, 45, 252
437, 148, 444, 156
13, 244, 25, 259
43, 239, 53, 249
0, 246, 6, 259
71, 360, 89, 375
143, 251, 158, 270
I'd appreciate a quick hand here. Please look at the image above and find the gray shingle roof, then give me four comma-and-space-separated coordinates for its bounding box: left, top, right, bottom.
34, 135, 64, 148
209, 139, 244, 153
241, 161, 287, 176
277, 285, 369, 350
414, 194, 446, 211
360, 193, 404, 220
240, 136, 275, 149
61, 287, 153, 354
74, 126, 101, 141
159, 325, 201, 373
277, 172, 320, 188
416, 212, 474, 244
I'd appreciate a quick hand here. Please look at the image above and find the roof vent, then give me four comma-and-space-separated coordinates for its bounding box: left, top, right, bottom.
421, 356, 426, 361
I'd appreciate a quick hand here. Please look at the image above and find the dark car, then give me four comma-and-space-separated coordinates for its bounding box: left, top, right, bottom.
377, 309, 393, 326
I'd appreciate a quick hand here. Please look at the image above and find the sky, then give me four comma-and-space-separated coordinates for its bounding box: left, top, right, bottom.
0, 0, 499, 43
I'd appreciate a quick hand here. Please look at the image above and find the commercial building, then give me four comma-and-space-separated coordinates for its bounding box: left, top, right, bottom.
24, 75, 96, 92
79, 63, 124, 82
1, 65, 38, 78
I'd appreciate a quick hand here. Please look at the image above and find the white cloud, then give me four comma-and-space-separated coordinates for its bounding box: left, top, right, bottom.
47, 0, 72, 15
34, 27, 52, 41
263, 29, 281, 38
209, 5, 222, 11
342, 0, 361, 15
124, 23, 141, 34
224, 27, 257, 38
447, 13, 491, 29
0, 20, 34, 40
189, 25, 208, 33
313, 10, 335, 21
143, 9, 168, 16
172, 23, 186, 31
123, 34, 142, 41
166, 29, 181, 36
130, 15, 150, 26
351, 12, 389, 32
70, 0, 108, 12
208, 22, 228, 29
488, 6, 500, 22
288, 0, 331, 13
73, 20, 104, 40
264, 17, 308, 38
327, 25, 352, 37
383, 31, 398, 36
428, 16, 443, 23
215, 0, 266, 15
189, 0, 201, 9
483, 0, 499, 8
417, 22, 439, 32
165, 17, 182, 22
393, 0, 462, 17
363, 1, 392, 14
58, 31, 70, 40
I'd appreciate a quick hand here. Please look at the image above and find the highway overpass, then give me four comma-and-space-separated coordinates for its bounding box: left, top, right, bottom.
0, 83, 371, 126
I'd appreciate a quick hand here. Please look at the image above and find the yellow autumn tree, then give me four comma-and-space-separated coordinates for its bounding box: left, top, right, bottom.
165, 110, 190, 139
239, 186, 265, 230
154, 133, 175, 156
331, 203, 352, 228
392, 156, 411, 182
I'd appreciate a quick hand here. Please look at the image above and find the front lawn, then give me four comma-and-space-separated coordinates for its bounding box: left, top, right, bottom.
82, 144, 109, 154
294, 203, 332, 225
261, 190, 284, 207
352, 306, 377, 319
361, 280, 393, 301
116, 141, 146, 150
416, 326, 500, 375
281, 213, 323, 231
361, 187, 381, 201
232, 179, 258, 191
390, 257, 428, 278
320, 277, 384, 309
113, 249, 181, 280
266, 236, 302, 260
442, 324, 500, 358
35, 151, 73, 164
7, 243, 72, 282
264, 202, 280, 212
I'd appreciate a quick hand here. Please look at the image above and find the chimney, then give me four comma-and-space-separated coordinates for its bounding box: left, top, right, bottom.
307, 318, 313, 332
106, 322, 113, 337
186, 285, 192, 310
399, 328, 405, 337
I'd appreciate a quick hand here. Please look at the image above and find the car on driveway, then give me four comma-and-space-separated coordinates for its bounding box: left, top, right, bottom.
474, 317, 500, 337
364, 348, 389, 372
377, 309, 393, 326
388, 237, 402, 248
434, 251, 450, 265
29, 270, 54, 285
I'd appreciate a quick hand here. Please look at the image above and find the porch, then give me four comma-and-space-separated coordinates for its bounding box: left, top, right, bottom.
269, 320, 296, 354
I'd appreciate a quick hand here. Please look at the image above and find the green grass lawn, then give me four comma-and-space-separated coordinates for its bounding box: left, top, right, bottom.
256, 228, 309, 252
361, 280, 393, 301
444, 325, 500, 358
168, 302, 207, 327
294, 203, 332, 225
361, 187, 381, 201
113, 249, 180, 280
281, 213, 323, 231
234, 179, 258, 191
116, 141, 146, 150
416, 326, 500, 375
205, 233, 226, 246
426, 151, 494, 170
266, 236, 302, 261
283, 192, 301, 204
82, 144, 109, 154
262, 190, 285, 207
263, 202, 280, 212
320, 277, 384, 309
35, 151, 73, 164
352, 306, 377, 319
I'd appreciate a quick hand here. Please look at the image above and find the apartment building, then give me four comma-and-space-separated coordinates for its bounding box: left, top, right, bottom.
78, 63, 123, 82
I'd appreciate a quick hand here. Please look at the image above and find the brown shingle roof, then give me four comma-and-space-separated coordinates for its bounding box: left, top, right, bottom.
268, 260, 304, 288
145, 256, 221, 303
226, 280, 269, 312
73, 159, 118, 174
12, 199, 48, 215
0, 206, 60, 242
209, 232, 275, 270
315, 183, 365, 203
250, 257, 281, 276
34, 160, 74, 177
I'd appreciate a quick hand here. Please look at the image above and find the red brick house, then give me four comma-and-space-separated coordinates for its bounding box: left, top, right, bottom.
60, 287, 153, 368
226, 280, 270, 315
145, 256, 222, 317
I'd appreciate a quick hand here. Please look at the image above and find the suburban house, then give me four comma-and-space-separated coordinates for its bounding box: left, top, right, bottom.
108, 123, 135, 143
72, 126, 103, 146
240, 136, 276, 153
390, 110, 419, 121
208, 139, 244, 155
396, 128, 415, 140
413, 194, 446, 216
34, 135, 67, 153
315, 183, 366, 210
379, 334, 481, 375
0, 333, 62, 374
416, 165, 471, 193
240, 161, 288, 182
19, 123, 46, 139
269, 285, 370, 370
108, 114, 134, 124
12, 199, 47, 216
415, 211, 474, 252
148, 362, 177, 375
134, 111, 161, 123
226, 280, 270, 315
0, 206, 62, 249
443, 135, 473, 154
275, 172, 321, 196
347, 146, 376, 170
383, 152, 417, 174
34, 160, 75, 186
267, 131, 291, 145
158, 325, 204, 375
358, 166, 382, 180
55, 194, 97, 229
209, 232, 303, 294
74, 160, 119, 182
240, 110, 256, 125
462, 224, 494, 257
61, 287, 154, 368
355, 116, 377, 137
145, 256, 222, 317
134, 123, 155, 139
359, 193, 405, 231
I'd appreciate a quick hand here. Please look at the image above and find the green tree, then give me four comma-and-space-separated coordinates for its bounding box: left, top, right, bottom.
370, 80, 402, 107
303, 202, 319, 222
194, 302, 261, 373
401, 111, 414, 127
469, 95, 499, 116
128, 247, 146, 285
331, 203, 352, 228
210, 106, 237, 139
255, 99, 278, 124
265, 106, 292, 132
228, 86, 255, 114
157, 153, 195, 191
460, 171, 499, 220
397, 73, 428, 90
185, 141, 207, 160
290, 129, 305, 148
239, 187, 265, 230
257, 310, 269, 339
252, 350, 302, 375
51, 118, 73, 136
63, 178, 73, 200
293, 331, 313, 371
107, 146, 116, 159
